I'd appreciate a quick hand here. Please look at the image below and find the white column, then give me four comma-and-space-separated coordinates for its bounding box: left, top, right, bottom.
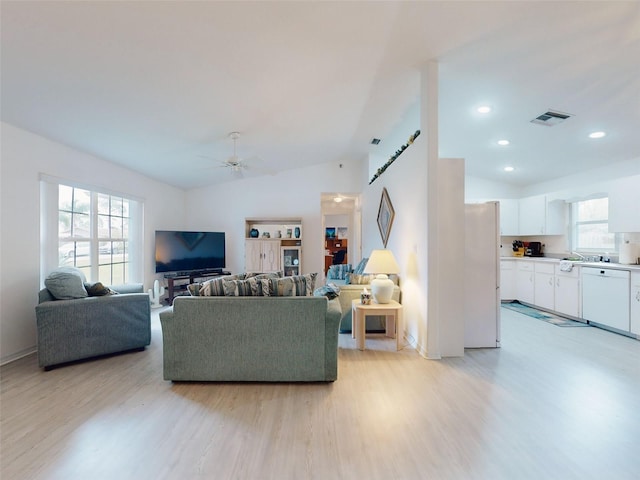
422, 61, 466, 358
423, 60, 441, 359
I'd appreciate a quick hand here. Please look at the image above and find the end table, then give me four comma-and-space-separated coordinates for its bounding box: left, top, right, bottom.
351, 299, 403, 351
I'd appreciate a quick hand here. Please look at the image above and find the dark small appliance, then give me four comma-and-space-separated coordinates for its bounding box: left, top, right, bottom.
525, 241, 543, 257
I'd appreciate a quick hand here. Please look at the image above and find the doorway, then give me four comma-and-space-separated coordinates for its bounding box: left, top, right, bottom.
320, 193, 361, 281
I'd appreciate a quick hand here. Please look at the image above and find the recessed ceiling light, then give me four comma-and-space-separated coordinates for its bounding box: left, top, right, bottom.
589, 131, 606, 139
333, 197, 343, 203
477, 106, 492, 114
504, 166, 514, 172
497, 139, 510, 146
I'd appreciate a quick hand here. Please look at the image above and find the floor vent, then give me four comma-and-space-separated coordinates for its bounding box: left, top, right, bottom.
370, 138, 382, 145
530, 109, 573, 126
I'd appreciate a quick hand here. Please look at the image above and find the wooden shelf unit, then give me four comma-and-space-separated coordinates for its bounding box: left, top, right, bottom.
245, 218, 303, 275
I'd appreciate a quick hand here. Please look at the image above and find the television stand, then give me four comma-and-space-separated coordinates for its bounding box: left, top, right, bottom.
164, 270, 230, 305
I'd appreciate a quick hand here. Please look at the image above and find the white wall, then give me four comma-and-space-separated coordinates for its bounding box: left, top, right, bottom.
184, 160, 367, 278
0, 123, 185, 364
325, 214, 349, 229
362, 130, 429, 356
468, 158, 640, 203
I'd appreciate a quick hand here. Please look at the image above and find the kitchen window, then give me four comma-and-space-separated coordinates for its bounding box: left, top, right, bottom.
570, 197, 619, 253
40, 176, 143, 284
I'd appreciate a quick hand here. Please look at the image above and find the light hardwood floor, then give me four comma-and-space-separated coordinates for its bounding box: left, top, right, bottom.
2, 307, 639, 480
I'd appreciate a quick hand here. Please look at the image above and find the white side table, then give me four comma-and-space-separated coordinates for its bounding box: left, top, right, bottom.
351, 299, 403, 351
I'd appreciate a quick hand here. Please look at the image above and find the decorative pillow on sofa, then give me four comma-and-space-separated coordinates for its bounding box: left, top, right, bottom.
44, 268, 88, 300
222, 277, 262, 296
327, 264, 352, 280
199, 274, 245, 296
345, 273, 374, 285
259, 277, 295, 297
313, 283, 341, 299
353, 258, 369, 275
84, 282, 118, 296
245, 271, 284, 279
291, 272, 318, 296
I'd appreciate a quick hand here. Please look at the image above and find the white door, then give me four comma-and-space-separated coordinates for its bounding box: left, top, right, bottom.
262, 240, 281, 272
464, 202, 500, 348
245, 240, 263, 272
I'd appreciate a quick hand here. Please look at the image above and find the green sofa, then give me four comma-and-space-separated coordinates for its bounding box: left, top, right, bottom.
159, 295, 341, 382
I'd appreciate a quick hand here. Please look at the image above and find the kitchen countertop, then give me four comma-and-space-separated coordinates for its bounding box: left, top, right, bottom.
500, 256, 640, 272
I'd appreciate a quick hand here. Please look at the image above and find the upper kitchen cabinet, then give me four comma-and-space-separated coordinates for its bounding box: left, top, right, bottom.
498, 199, 519, 236
518, 195, 565, 235
609, 175, 640, 232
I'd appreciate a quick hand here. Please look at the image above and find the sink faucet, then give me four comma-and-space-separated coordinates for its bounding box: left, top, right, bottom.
571, 251, 586, 260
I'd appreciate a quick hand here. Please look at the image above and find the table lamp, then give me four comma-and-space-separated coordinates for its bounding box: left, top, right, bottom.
363, 249, 400, 303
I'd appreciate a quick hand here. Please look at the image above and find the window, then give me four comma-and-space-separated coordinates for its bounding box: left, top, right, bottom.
571, 197, 619, 253
41, 176, 143, 285
58, 185, 131, 284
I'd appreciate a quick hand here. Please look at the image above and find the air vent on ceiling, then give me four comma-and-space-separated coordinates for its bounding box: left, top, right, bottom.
530, 109, 573, 126
370, 137, 382, 145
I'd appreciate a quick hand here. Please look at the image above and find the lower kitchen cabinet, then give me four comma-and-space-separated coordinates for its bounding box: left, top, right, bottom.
500, 260, 516, 300
631, 272, 640, 336
516, 261, 534, 304
534, 262, 555, 310
554, 264, 581, 318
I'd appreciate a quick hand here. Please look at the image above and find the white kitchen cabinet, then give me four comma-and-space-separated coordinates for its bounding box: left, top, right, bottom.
516, 261, 535, 304
499, 199, 519, 236
609, 175, 640, 232
518, 196, 545, 235
631, 272, 640, 336
554, 264, 581, 318
534, 262, 555, 310
245, 239, 281, 273
518, 195, 565, 235
500, 259, 516, 300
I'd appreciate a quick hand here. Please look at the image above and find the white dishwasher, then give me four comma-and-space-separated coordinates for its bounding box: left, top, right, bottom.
581, 267, 630, 331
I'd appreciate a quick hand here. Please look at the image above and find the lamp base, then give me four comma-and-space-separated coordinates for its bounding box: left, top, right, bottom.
370, 274, 394, 304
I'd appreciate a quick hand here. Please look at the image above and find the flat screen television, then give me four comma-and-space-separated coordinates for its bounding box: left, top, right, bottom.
155, 230, 225, 274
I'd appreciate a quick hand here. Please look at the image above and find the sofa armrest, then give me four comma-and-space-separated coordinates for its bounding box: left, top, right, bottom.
111, 283, 144, 294
324, 297, 342, 381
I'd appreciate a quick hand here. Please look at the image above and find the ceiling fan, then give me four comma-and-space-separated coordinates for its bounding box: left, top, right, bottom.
199, 131, 270, 178
220, 131, 247, 173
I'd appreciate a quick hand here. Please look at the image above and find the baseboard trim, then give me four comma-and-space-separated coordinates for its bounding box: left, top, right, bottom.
1, 346, 37, 366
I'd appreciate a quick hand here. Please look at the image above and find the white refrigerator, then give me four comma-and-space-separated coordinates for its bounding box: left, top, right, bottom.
464, 202, 501, 348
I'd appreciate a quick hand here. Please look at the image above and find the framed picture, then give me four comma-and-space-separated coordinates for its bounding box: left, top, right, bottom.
325, 227, 336, 238
377, 187, 395, 247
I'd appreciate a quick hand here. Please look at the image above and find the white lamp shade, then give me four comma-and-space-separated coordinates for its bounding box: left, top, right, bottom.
363, 250, 400, 275
363, 250, 400, 304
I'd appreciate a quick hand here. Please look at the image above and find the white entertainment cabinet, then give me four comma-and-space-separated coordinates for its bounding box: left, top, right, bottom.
245, 218, 303, 276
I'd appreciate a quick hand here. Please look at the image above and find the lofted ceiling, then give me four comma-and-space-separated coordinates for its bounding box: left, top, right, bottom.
2, 1, 639, 190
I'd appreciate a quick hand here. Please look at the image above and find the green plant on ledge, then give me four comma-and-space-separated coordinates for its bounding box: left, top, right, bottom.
369, 130, 421, 185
